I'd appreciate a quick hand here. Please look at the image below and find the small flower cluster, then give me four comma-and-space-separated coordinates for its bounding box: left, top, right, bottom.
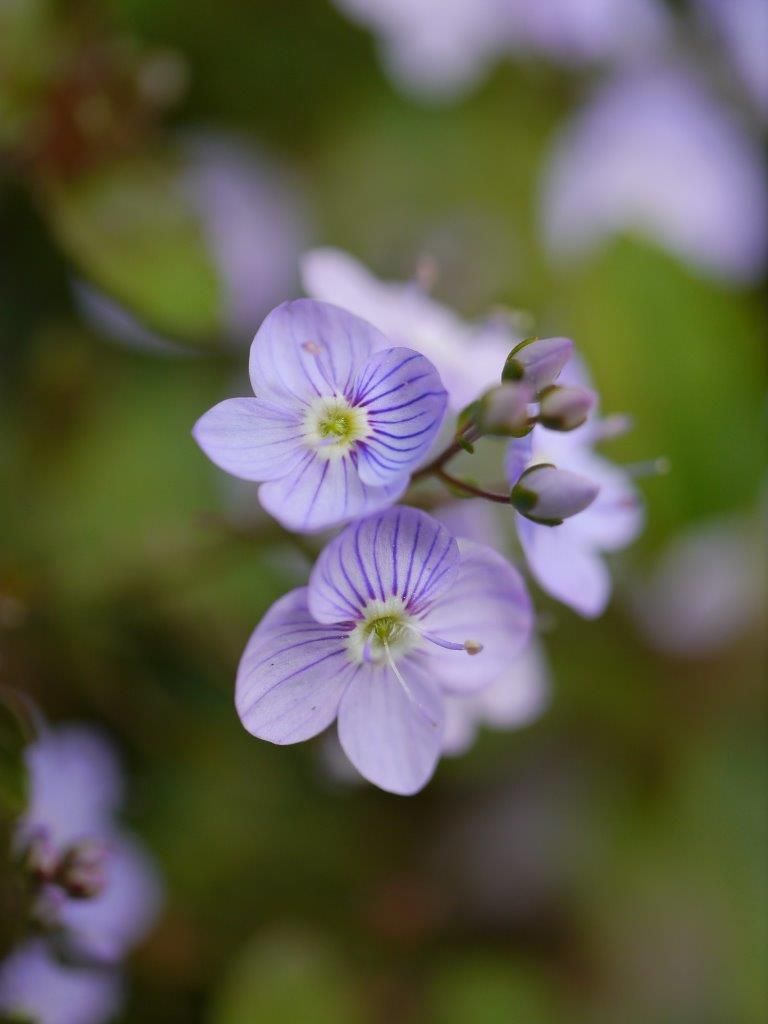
193, 254, 646, 794
0, 725, 162, 1024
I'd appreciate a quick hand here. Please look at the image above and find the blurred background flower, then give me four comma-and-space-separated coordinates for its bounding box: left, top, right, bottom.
0, 0, 765, 1022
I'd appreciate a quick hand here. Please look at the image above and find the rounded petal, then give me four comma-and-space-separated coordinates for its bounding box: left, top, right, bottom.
61, 831, 163, 963
258, 452, 408, 533
192, 397, 305, 482
309, 506, 460, 624
236, 588, 355, 743
353, 346, 447, 486
337, 658, 444, 795
249, 298, 389, 404
517, 515, 611, 618
505, 433, 534, 487
421, 540, 533, 694
0, 939, 122, 1024
560, 451, 643, 551
21, 727, 123, 851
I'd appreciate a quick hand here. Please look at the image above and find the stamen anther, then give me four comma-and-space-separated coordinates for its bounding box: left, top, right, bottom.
464, 640, 483, 656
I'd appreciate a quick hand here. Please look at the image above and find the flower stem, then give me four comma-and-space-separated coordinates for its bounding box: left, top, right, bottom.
434, 469, 510, 504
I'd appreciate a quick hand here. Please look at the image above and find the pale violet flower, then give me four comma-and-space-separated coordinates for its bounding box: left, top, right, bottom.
0, 940, 121, 1024
333, 0, 668, 101
442, 641, 550, 755
16, 724, 162, 965
236, 505, 533, 794
630, 511, 764, 656
193, 299, 448, 532
433, 499, 551, 756
506, 364, 642, 617
541, 69, 768, 283
301, 247, 512, 410
695, 0, 768, 118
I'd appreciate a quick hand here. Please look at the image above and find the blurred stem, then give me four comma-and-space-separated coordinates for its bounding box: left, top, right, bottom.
411, 422, 479, 481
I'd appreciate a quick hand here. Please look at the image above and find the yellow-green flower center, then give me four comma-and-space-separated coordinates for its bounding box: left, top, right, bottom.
346, 598, 417, 665
304, 395, 370, 460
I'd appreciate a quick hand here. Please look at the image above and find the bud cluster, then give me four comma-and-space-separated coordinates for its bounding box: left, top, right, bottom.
19, 830, 109, 929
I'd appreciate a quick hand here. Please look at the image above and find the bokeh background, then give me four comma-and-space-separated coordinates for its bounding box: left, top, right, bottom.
1, 1, 765, 1022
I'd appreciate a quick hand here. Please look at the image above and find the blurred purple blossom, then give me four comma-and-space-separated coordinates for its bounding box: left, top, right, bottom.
630, 511, 764, 656
301, 247, 513, 410
17, 724, 162, 965
333, 0, 668, 100
442, 641, 550, 755
236, 506, 533, 794
0, 940, 122, 1024
541, 69, 768, 284
193, 299, 448, 532
695, 0, 768, 117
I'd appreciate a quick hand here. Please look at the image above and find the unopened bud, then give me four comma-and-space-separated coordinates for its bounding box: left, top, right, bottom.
56, 839, 108, 900
502, 336, 573, 392
538, 385, 595, 431
511, 464, 599, 525
20, 830, 57, 881
477, 383, 533, 437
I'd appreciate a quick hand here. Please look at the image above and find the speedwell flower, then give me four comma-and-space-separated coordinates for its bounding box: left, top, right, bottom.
235, 506, 533, 794
15, 724, 162, 966
193, 299, 448, 531
506, 407, 642, 619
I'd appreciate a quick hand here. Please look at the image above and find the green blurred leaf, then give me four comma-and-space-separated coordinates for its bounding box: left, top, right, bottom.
426, 955, 566, 1024
209, 932, 361, 1024
42, 152, 221, 341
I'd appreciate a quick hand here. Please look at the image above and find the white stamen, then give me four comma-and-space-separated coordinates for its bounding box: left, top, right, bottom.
625, 456, 671, 478
383, 642, 438, 727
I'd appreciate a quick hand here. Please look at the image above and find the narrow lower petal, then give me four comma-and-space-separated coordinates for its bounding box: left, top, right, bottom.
309, 506, 459, 624
421, 540, 533, 694
236, 588, 355, 743
192, 397, 305, 481
517, 515, 610, 618
258, 453, 408, 533
351, 346, 447, 487
337, 657, 444, 795
249, 298, 388, 405
505, 433, 534, 486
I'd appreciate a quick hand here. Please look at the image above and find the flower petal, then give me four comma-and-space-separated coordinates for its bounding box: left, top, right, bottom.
337, 657, 443, 795
192, 397, 305, 481
517, 515, 611, 618
258, 453, 408, 533
505, 432, 534, 486
559, 450, 643, 551
308, 506, 460, 624
236, 588, 355, 743
352, 347, 447, 486
249, 298, 389, 404
421, 540, 533, 694
0, 939, 122, 1024
61, 831, 163, 963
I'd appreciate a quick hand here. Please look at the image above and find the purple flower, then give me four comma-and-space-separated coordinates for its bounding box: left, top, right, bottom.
332, 0, 668, 101
442, 641, 550, 755
17, 725, 162, 965
235, 505, 533, 794
506, 360, 642, 617
541, 69, 768, 284
193, 299, 448, 532
630, 511, 764, 657
0, 940, 121, 1024
301, 247, 513, 411
695, 0, 768, 118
